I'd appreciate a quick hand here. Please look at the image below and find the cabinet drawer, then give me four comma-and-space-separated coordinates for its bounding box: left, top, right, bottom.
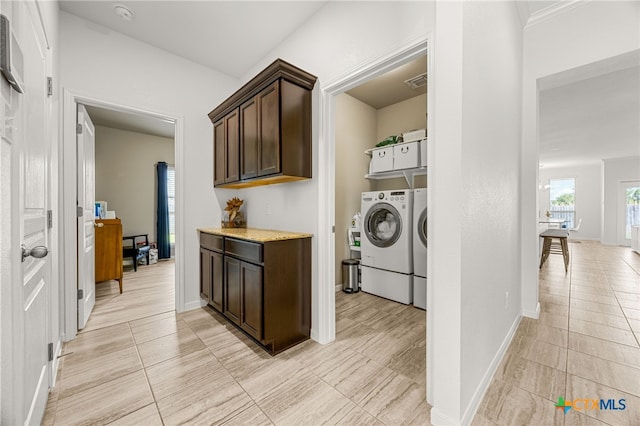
200, 233, 223, 252
225, 238, 263, 263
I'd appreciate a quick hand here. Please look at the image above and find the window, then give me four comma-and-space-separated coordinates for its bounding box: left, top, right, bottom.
549, 178, 575, 229
167, 166, 175, 245
626, 185, 640, 239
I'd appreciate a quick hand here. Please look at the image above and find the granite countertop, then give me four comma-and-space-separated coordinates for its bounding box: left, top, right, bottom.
198, 227, 313, 243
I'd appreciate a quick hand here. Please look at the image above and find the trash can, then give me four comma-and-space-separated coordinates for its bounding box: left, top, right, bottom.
342, 259, 360, 293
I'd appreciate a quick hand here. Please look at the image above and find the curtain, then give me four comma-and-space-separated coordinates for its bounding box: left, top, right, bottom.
157, 162, 170, 259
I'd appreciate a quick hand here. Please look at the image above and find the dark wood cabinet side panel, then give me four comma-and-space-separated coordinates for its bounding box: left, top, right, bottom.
200, 247, 211, 301
240, 261, 263, 341
263, 238, 311, 352
213, 119, 226, 186
240, 98, 258, 180
211, 251, 224, 312
280, 80, 311, 178
225, 110, 240, 183
224, 256, 241, 325
258, 81, 280, 177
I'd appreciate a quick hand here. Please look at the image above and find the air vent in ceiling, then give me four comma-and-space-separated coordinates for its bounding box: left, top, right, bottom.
404, 72, 427, 90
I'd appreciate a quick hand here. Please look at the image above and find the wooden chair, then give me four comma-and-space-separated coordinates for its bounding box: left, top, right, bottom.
539, 229, 570, 272
122, 234, 150, 272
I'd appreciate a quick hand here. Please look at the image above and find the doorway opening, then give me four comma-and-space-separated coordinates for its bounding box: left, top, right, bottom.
62, 90, 184, 340
318, 37, 434, 403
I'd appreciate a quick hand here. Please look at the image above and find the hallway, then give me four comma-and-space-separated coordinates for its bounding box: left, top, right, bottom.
474, 241, 640, 425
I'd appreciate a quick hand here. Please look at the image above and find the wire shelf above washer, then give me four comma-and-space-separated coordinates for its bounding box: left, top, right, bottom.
364, 167, 426, 188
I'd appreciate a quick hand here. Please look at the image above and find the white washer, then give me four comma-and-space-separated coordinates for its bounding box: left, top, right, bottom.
413, 188, 427, 310
360, 190, 413, 304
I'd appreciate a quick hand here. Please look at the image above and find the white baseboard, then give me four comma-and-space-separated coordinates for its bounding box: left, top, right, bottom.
431, 407, 461, 426
183, 299, 206, 312
460, 313, 522, 425
522, 302, 540, 319
335, 283, 342, 292
50, 339, 63, 388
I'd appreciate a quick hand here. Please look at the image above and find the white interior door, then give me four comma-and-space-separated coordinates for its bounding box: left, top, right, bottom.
77, 105, 96, 329
618, 180, 640, 246
0, 1, 51, 424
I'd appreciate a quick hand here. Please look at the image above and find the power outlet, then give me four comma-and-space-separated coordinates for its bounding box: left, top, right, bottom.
505, 291, 510, 310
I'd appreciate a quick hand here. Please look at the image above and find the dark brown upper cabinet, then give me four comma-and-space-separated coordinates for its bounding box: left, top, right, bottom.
213, 109, 239, 185
209, 59, 317, 189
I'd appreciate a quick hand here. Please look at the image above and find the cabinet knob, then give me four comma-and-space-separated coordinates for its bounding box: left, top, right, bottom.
94, 222, 104, 228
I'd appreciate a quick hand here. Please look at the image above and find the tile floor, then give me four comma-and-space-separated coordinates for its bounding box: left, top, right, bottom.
474, 240, 640, 426
43, 241, 640, 425
42, 261, 428, 425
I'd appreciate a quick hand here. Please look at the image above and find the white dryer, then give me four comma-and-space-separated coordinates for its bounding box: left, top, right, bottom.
360, 190, 413, 304
413, 188, 427, 310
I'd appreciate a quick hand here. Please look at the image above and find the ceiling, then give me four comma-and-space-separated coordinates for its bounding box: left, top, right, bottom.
84, 105, 175, 138
59, 1, 326, 79
345, 56, 427, 110
539, 54, 640, 169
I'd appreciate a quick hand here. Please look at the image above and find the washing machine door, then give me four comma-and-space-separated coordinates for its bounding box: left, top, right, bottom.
418, 207, 427, 248
364, 202, 403, 248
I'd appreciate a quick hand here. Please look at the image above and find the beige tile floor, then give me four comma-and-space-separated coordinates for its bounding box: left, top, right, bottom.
42, 260, 429, 425
43, 241, 640, 425
474, 240, 640, 426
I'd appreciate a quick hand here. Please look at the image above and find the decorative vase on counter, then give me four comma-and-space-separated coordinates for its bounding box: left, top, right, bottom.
222, 197, 246, 228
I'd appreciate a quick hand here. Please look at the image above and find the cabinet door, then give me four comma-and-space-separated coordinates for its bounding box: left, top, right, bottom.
199, 247, 211, 302
240, 97, 258, 180
258, 81, 280, 177
240, 261, 263, 341
225, 109, 240, 183
224, 256, 241, 325
213, 119, 226, 186
211, 250, 224, 312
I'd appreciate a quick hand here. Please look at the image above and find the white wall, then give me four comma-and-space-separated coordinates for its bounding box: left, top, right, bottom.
376, 93, 427, 140
521, 1, 640, 318
334, 94, 376, 285
59, 11, 238, 310
538, 164, 602, 240
603, 157, 640, 245
94, 126, 175, 242
459, 1, 523, 421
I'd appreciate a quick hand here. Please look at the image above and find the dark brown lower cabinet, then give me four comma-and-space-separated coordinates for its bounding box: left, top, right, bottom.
240, 261, 263, 340
223, 256, 242, 325
200, 236, 223, 312
199, 232, 310, 355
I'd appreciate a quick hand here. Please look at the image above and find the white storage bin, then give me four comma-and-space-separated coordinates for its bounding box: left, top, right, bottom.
420, 139, 427, 167
369, 146, 394, 173
393, 141, 420, 170
403, 129, 426, 143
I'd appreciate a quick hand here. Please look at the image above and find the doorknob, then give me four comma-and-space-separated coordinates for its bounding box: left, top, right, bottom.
21, 245, 48, 262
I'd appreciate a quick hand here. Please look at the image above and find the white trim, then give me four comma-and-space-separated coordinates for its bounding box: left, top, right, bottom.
522, 302, 541, 319
334, 284, 342, 293
317, 32, 430, 377
430, 408, 460, 426
61, 89, 184, 341
525, 0, 589, 28
460, 314, 522, 425
183, 299, 206, 312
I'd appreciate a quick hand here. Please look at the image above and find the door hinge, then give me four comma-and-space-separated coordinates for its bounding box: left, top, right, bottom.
48, 342, 53, 361
77, 289, 83, 300
47, 210, 53, 229
76, 123, 83, 134
332, 226, 335, 233
77, 206, 83, 217
46, 77, 53, 97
